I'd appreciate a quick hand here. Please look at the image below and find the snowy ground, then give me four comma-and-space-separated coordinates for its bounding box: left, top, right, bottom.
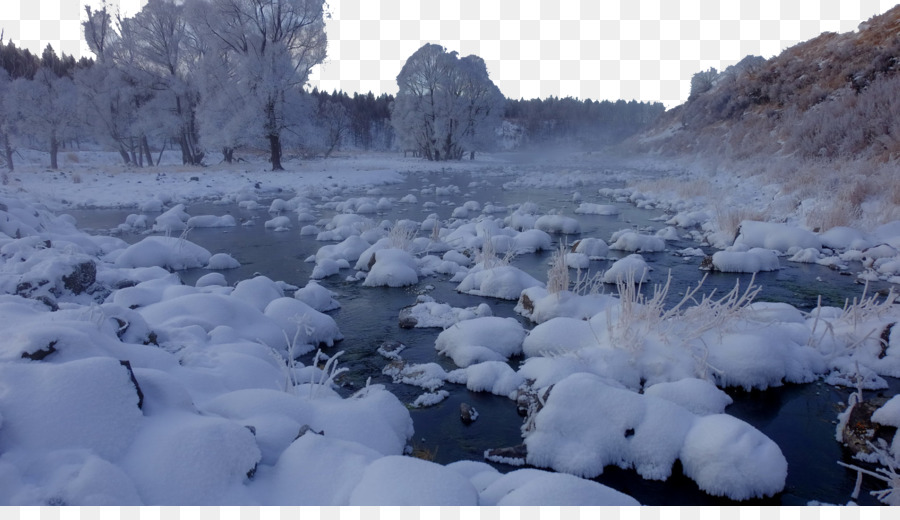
1, 148, 899, 506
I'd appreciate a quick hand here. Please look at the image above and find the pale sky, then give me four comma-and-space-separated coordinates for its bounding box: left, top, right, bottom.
3, 0, 897, 107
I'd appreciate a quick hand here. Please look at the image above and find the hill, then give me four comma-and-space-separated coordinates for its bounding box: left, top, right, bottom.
630, 5, 900, 231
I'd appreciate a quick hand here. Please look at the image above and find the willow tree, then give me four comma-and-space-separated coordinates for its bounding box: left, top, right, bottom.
393, 44, 504, 161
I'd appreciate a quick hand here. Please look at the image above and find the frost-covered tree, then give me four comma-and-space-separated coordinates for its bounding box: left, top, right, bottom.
393, 44, 504, 161
121, 0, 203, 165
0, 69, 14, 170
6, 67, 80, 169
189, 0, 327, 170
78, 4, 144, 165
317, 99, 348, 159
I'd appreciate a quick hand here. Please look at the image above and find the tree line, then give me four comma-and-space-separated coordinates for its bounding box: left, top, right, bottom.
0, 0, 666, 171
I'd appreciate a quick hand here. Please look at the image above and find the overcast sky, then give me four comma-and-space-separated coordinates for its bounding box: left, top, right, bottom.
3, 0, 896, 107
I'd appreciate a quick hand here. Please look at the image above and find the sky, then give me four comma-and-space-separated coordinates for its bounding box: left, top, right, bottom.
2, 0, 897, 108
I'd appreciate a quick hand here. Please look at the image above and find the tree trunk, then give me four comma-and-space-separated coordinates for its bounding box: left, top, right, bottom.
2, 133, 13, 171
142, 135, 153, 166
179, 135, 192, 165
49, 132, 59, 170
269, 134, 283, 171
223, 147, 234, 163
470, 151, 475, 160
118, 144, 131, 165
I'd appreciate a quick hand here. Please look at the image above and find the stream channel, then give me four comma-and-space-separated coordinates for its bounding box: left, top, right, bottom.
69, 166, 899, 506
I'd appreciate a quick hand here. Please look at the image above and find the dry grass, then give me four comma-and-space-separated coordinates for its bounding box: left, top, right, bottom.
409, 443, 439, 461
714, 204, 766, 240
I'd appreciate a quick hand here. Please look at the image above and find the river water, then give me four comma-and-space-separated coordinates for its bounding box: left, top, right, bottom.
69, 167, 898, 505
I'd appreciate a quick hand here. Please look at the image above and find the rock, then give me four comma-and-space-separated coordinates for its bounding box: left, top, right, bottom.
20, 340, 58, 361
377, 340, 407, 360
518, 292, 535, 315
841, 397, 896, 455
398, 307, 418, 329
119, 360, 144, 410
296, 424, 324, 439
879, 322, 895, 359
484, 444, 528, 466
460, 403, 478, 425
699, 255, 715, 271
62, 261, 97, 294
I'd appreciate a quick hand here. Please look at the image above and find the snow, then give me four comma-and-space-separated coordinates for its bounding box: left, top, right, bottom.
434, 317, 526, 367
609, 231, 666, 253
602, 254, 651, 283
524, 372, 787, 499
348, 456, 479, 505
574, 203, 619, 216
735, 221, 821, 252
2, 149, 900, 506
455, 263, 544, 300
114, 236, 212, 270
710, 248, 780, 273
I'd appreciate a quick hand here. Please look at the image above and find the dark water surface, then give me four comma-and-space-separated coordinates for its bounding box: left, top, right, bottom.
68, 168, 897, 505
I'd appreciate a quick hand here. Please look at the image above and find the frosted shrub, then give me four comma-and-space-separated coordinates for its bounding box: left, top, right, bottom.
546, 244, 569, 295
388, 221, 418, 250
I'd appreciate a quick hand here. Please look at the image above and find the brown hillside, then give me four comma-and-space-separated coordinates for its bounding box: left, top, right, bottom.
638, 4, 900, 162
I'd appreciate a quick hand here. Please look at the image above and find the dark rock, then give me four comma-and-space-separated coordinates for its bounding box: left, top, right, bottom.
699, 256, 715, 271
398, 307, 418, 328
245, 425, 257, 436
460, 402, 478, 425
840, 397, 896, 455
879, 322, 895, 359
296, 424, 324, 439
119, 360, 144, 410
21, 340, 57, 361
62, 261, 97, 294
367, 252, 377, 270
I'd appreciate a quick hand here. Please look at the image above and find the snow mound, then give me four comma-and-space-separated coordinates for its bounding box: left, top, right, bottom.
735, 221, 821, 252
478, 468, 640, 506
609, 231, 665, 253
363, 248, 419, 287
602, 254, 651, 283
207, 253, 240, 270
399, 295, 491, 328
348, 456, 479, 505
574, 203, 619, 216
710, 248, 779, 273
115, 236, 211, 270
294, 281, 340, 312
434, 317, 526, 367
456, 263, 544, 300
535, 214, 581, 234
524, 372, 787, 500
